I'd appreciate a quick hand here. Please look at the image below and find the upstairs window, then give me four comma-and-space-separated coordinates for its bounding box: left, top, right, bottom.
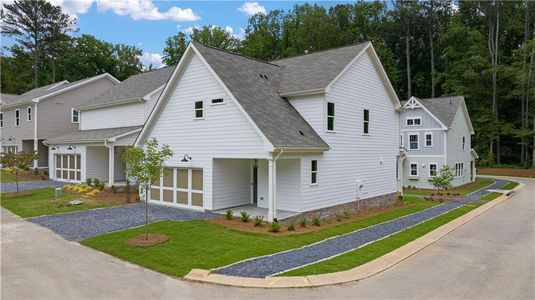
425, 132, 433, 147
406, 117, 422, 126
15, 109, 20, 126
327, 102, 335, 131
0, 112, 3, 128
27, 106, 32, 121
71, 108, 79, 123
363, 109, 370, 134
311, 160, 318, 184
195, 101, 203, 118
462, 136, 466, 150
409, 133, 419, 150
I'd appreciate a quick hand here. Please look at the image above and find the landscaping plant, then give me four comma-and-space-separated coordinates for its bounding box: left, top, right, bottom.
124, 138, 173, 240
269, 221, 281, 233
225, 209, 233, 220
97, 182, 105, 191
111, 185, 117, 193
299, 217, 307, 228
86, 178, 92, 186
335, 214, 342, 222
343, 210, 351, 218
312, 216, 321, 226
0, 151, 38, 193
240, 211, 250, 223
287, 223, 295, 231
253, 215, 263, 227
429, 165, 454, 192
93, 178, 101, 187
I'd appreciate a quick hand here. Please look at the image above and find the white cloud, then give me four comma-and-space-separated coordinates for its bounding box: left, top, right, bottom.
96, 0, 200, 22
182, 26, 199, 35
223, 25, 246, 40
48, 0, 94, 16
238, 2, 265, 16
224, 25, 234, 34
139, 52, 164, 68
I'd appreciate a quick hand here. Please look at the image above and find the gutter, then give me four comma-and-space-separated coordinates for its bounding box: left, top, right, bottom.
78, 98, 144, 111
278, 88, 325, 98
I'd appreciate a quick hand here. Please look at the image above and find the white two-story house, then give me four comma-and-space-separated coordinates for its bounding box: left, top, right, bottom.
400, 96, 478, 189
45, 66, 175, 185
136, 42, 402, 222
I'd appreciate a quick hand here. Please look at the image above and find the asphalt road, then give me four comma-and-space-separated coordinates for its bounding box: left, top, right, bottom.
1, 177, 533, 299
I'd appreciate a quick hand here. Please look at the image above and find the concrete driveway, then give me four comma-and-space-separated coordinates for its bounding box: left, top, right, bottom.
1, 177, 534, 299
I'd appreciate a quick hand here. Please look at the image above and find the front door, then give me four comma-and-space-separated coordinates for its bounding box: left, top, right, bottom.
252, 165, 258, 204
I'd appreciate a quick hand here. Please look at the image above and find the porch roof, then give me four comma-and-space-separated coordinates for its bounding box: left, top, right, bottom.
45, 126, 142, 144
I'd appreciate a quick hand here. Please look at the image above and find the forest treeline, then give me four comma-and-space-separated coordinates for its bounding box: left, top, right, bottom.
1, 0, 534, 167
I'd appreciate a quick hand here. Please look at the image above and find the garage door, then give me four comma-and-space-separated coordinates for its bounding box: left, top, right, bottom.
55, 154, 81, 181
150, 168, 203, 208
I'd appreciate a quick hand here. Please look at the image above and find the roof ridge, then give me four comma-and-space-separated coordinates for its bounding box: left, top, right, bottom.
192, 42, 282, 67
138, 65, 176, 75
271, 41, 370, 62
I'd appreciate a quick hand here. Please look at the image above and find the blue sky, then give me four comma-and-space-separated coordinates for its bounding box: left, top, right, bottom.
3, 1, 353, 67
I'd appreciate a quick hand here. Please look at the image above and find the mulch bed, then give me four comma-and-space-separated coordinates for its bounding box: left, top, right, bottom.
126, 233, 169, 247
209, 202, 420, 236
4, 169, 47, 181
478, 168, 535, 178
66, 189, 139, 205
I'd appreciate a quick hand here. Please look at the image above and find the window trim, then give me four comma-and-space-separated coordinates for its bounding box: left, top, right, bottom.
310, 160, 318, 185
409, 133, 419, 150
429, 163, 438, 177
210, 98, 225, 106
14, 109, 20, 127
363, 109, 370, 135
194, 100, 204, 119
454, 161, 464, 178
71, 108, 79, 123
326, 102, 335, 132
410, 162, 419, 177
406, 116, 422, 126
27, 106, 32, 122
462, 136, 466, 150
425, 132, 433, 147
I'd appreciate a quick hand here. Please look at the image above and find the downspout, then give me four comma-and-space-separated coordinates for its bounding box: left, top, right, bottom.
33, 103, 38, 169
272, 149, 283, 222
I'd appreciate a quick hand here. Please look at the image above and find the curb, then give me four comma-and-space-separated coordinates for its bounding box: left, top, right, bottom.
184, 182, 525, 288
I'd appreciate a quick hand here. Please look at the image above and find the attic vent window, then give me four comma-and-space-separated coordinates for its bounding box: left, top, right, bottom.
211, 98, 224, 105
299, 130, 304, 136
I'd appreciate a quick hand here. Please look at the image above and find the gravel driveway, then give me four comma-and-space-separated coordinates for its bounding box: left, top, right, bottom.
213, 179, 507, 278
29, 203, 217, 241
0, 180, 67, 193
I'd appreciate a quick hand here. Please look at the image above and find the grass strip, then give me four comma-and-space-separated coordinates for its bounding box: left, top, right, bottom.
279, 192, 503, 276
501, 181, 519, 190
403, 178, 494, 196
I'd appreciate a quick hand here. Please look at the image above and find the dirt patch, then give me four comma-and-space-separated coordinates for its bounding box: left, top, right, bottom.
3, 169, 47, 181
65, 189, 138, 205
1, 191, 33, 198
209, 202, 424, 236
126, 233, 169, 247
478, 168, 535, 178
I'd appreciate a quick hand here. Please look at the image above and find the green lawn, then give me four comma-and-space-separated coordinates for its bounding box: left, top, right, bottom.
501, 181, 519, 190
280, 192, 503, 276
404, 178, 494, 196
82, 197, 438, 278
0, 170, 17, 183
0, 188, 121, 218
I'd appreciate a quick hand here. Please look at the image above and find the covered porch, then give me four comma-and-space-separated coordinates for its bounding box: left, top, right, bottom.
211, 156, 301, 222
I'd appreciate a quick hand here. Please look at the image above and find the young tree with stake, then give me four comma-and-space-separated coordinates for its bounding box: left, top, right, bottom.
0, 151, 38, 193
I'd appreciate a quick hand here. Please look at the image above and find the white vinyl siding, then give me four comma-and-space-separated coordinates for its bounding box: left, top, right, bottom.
212, 159, 251, 209
446, 106, 473, 186
288, 95, 324, 134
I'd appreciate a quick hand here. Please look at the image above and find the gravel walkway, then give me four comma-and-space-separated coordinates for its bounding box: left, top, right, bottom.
0, 180, 67, 193
29, 203, 217, 241
214, 179, 507, 278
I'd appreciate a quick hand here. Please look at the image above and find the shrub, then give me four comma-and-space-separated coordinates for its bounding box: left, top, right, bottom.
240, 211, 250, 223
446, 192, 450, 196
335, 214, 342, 221
430, 193, 435, 196
97, 182, 105, 191
43, 169, 49, 176
343, 210, 351, 218
287, 223, 295, 231
429, 165, 454, 191
312, 216, 321, 226
111, 185, 117, 193
269, 221, 281, 233
225, 209, 233, 220
86, 178, 92, 186
93, 178, 100, 187
299, 217, 307, 228
253, 215, 263, 227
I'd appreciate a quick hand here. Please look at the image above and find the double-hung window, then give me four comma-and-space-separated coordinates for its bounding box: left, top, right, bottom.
71, 108, 79, 123
425, 132, 433, 147
462, 136, 466, 150
15, 109, 20, 126
327, 102, 335, 131
27, 106, 32, 121
0, 112, 3, 128
195, 101, 203, 119
363, 109, 369, 134
406, 117, 421, 126
410, 163, 418, 176
429, 163, 437, 177
409, 133, 419, 150
311, 160, 318, 184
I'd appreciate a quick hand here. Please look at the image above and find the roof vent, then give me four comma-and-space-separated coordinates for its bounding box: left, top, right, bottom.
259, 73, 269, 80
299, 130, 304, 136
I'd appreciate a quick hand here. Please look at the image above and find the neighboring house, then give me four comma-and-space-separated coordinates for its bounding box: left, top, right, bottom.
136, 42, 402, 221
0, 74, 119, 168
400, 96, 478, 189
45, 66, 175, 185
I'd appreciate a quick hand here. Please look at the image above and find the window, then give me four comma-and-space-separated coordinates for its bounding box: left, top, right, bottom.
400, 134, 403, 147
425, 132, 433, 147
15, 109, 20, 126
71, 108, 79, 123
0, 112, 3, 128
150, 167, 204, 208
27, 106, 32, 121
363, 109, 370, 134
327, 102, 335, 131
54, 154, 81, 181
406, 117, 422, 126
195, 101, 203, 118
454, 162, 464, 177
211, 98, 224, 105
410, 163, 418, 176
429, 163, 437, 177
409, 133, 419, 150
462, 136, 466, 150
311, 160, 318, 184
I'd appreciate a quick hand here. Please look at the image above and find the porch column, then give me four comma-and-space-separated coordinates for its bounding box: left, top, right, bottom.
267, 158, 277, 222
108, 146, 114, 186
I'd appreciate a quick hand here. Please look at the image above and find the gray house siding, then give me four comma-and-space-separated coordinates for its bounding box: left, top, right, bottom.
1, 104, 36, 150
446, 106, 474, 186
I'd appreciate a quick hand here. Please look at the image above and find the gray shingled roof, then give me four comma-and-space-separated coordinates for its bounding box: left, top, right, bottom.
79, 66, 175, 109
415, 96, 463, 127
194, 42, 329, 149
45, 126, 142, 144
273, 42, 369, 95
0, 93, 21, 103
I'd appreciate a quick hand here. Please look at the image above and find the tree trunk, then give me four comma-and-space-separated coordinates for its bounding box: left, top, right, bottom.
430, 30, 435, 98
520, 0, 529, 165
52, 56, 56, 83
15, 171, 19, 193
405, 33, 412, 98
33, 46, 39, 88
144, 186, 149, 240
